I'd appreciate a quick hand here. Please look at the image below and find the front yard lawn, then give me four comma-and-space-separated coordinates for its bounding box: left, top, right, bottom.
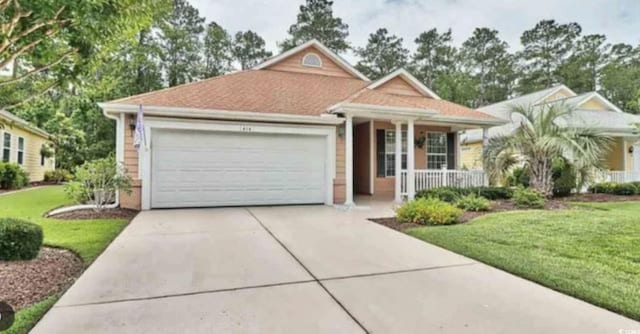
407, 201, 640, 321
0, 186, 130, 334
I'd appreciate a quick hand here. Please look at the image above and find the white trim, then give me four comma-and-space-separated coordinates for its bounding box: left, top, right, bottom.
16, 136, 25, 165
425, 132, 448, 170
575, 92, 624, 113
301, 52, 323, 68
100, 103, 344, 125
394, 121, 402, 203
537, 85, 577, 104
369, 120, 375, 195
345, 115, 354, 205
366, 68, 441, 100
139, 117, 337, 210
2, 131, 11, 163
407, 119, 415, 199
252, 39, 370, 81
0, 109, 51, 138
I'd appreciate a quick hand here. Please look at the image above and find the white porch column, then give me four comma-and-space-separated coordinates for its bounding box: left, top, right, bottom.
394, 121, 402, 203
344, 114, 354, 205
455, 131, 462, 169
407, 119, 415, 200
482, 127, 489, 147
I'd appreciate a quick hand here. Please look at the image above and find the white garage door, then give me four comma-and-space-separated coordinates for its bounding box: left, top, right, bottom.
151, 129, 327, 208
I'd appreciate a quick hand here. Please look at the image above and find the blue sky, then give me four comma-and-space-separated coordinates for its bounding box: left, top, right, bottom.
193, 0, 640, 62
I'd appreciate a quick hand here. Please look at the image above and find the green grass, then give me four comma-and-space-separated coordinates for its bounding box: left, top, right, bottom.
0, 186, 130, 334
407, 202, 640, 321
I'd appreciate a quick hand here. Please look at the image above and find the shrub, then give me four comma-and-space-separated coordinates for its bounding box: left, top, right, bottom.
506, 167, 530, 187
472, 186, 513, 200
416, 186, 512, 201
417, 187, 462, 203
456, 194, 491, 212
613, 183, 637, 195
552, 159, 577, 197
64, 156, 132, 211
513, 187, 546, 209
589, 182, 640, 195
588, 182, 616, 194
395, 197, 463, 225
0, 218, 43, 261
44, 169, 73, 183
0, 162, 29, 189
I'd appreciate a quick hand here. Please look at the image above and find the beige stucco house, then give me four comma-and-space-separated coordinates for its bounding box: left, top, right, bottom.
99, 40, 503, 210
0, 109, 55, 182
461, 85, 640, 182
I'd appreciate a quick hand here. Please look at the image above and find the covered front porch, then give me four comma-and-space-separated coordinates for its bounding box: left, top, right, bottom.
598, 136, 640, 183
342, 114, 490, 205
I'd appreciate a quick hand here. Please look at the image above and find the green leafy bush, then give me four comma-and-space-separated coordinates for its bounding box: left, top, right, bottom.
513, 187, 546, 209
455, 194, 491, 212
589, 182, 640, 195
552, 159, 577, 197
506, 167, 530, 187
395, 198, 463, 225
0, 218, 43, 261
44, 169, 73, 183
0, 162, 29, 189
64, 156, 132, 211
416, 186, 512, 201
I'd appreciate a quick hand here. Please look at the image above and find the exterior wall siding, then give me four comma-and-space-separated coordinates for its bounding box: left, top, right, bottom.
265, 46, 354, 78
605, 137, 625, 171
460, 142, 483, 170
374, 77, 422, 96
0, 126, 54, 182
120, 114, 142, 210
333, 125, 346, 203
580, 98, 608, 110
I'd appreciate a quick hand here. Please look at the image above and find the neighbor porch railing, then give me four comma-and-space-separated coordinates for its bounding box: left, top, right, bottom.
596, 170, 640, 183
400, 169, 488, 195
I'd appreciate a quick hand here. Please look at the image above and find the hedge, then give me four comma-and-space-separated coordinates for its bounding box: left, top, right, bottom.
0, 218, 43, 261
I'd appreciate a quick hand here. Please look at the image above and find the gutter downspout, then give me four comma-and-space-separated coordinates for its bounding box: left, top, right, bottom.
102, 109, 123, 209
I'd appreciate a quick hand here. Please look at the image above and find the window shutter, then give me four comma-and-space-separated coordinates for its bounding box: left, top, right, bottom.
447, 132, 455, 169
376, 129, 385, 177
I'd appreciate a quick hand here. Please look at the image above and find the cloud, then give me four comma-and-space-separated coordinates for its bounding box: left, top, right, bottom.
191, 0, 640, 62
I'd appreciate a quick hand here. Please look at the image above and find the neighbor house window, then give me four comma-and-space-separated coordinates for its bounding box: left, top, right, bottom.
383, 130, 407, 177
302, 53, 322, 67
17, 137, 25, 165
2, 132, 10, 162
427, 133, 447, 169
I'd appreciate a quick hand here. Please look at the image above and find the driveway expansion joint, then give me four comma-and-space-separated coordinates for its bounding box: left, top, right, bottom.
319, 262, 478, 282
246, 208, 370, 334
53, 279, 317, 309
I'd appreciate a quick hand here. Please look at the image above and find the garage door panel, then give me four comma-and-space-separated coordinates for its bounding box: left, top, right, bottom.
151, 129, 327, 208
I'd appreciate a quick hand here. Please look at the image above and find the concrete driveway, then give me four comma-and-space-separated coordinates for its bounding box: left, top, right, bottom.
33, 203, 639, 333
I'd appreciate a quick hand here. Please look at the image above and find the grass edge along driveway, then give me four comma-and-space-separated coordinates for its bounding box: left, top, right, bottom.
0, 186, 130, 334
407, 201, 640, 322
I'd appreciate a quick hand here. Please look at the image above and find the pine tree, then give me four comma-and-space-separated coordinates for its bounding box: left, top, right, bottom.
355, 28, 409, 80
203, 22, 233, 78
412, 28, 456, 89
232, 31, 273, 70
158, 0, 205, 87
279, 0, 349, 53
558, 34, 609, 93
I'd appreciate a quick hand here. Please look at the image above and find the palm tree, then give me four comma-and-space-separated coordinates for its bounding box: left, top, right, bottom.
483, 104, 612, 197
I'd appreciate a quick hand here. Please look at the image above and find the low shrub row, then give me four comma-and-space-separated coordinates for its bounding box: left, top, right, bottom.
0, 218, 43, 261
416, 186, 513, 202
0, 162, 29, 189
455, 193, 491, 212
395, 197, 463, 225
588, 182, 640, 195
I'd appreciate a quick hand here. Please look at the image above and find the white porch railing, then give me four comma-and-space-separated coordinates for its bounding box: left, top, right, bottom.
596, 171, 640, 183
400, 169, 488, 195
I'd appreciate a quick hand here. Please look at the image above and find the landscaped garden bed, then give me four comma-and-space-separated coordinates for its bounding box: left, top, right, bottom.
48, 208, 139, 221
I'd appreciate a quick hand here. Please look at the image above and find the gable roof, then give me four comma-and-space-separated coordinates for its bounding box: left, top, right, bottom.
545, 92, 624, 113
478, 84, 576, 119
367, 69, 441, 99
0, 109, 51, 138
253, 39, 370, 81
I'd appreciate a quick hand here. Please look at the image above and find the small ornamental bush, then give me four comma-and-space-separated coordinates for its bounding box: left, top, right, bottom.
612, 183, 637, 196
0, 162, 29, 189
395, 198, 463, 226
44, 169, 73, 183
513, 187, 546, 209
0, 218, 43, 261
588, 182, 616, 194
506, 167, 530, 188
420, 187, 462, 203
552, 159, 577, 197
589, 182, 640, 195
473, 186, 513, 200
65, 156, 132, 211
455, 194, 491, 212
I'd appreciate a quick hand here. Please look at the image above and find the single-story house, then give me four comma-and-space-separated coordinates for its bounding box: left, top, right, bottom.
461, 84, 640, 182
0, 109, 55, 181
99, 40, 504, 210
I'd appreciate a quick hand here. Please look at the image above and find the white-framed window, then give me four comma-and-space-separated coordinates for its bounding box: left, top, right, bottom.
17, 137, 25, 165
301, 53, 322, 68
2, 132, 11, 162
384, 130, 407, 176
427, 132, 447, 169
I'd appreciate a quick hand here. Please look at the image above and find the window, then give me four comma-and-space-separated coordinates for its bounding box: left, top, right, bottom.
427, 133, 447, 169
2, 132, 10, 162
301, 53, 322, 67
17, 137, 24, 165
383, 130, 407, 177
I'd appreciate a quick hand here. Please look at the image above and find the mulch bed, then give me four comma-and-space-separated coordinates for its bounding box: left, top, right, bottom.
49, 208, 139, 220
0, 247, 83, 310
370, 198, 571, 232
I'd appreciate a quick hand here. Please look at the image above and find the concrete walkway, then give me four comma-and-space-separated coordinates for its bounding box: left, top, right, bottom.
32, 203, 639, 333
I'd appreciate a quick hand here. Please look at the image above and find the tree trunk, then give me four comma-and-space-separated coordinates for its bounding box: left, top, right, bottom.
529, 157, 554, 197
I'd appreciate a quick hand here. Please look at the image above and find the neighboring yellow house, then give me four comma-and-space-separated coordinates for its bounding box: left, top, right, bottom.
0, 109, 55, 182
461, 85, 640, 181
